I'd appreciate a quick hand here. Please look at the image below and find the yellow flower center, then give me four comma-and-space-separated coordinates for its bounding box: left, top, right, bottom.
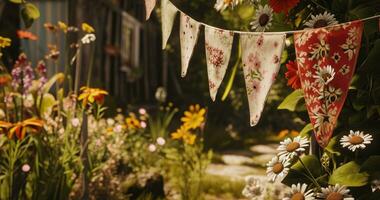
326, 192, 343, 200
272, 163, 284, 174
286, 142, 300, 152
349, 135, 364, 145
291, 192, 305, 200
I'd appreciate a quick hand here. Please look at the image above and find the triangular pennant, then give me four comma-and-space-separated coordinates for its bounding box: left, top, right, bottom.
240, 33, 286, 126
205, 27, 234, 101
294, 20, 364, 148
179, 13, 201, 77
161, 0, 178, 49
145, 0, 157, 20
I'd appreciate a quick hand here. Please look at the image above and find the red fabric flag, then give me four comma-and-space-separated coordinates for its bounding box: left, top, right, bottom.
294, 20, 364, 147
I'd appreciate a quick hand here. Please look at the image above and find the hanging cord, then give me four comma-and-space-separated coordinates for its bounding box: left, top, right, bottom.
167, 0, 380, 35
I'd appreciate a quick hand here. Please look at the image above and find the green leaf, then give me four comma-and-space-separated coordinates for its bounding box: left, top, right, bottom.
37, 94, 57, 115
21, 3, 40, 28
9, 0, 24, 3
292, 155, 323, 177
222, 42, 241, 101
329, 161, 369, 187
325, 136, 341, 156
278, 89, 304, 111
23, 3, 40, 19
299, 123, 313, 137
41, 73, 65, 93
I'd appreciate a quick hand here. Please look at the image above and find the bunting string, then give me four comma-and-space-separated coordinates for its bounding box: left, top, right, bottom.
151, 0, 380, 35
144, 0, 380, 137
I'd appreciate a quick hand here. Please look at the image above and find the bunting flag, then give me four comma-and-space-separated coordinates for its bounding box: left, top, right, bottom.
294, 20, 364, 148
205, 27, 234, 101
161, 0, 178, 49
145, 0, 157, 20
240, 33, 286, 126
180, 13, 201, 77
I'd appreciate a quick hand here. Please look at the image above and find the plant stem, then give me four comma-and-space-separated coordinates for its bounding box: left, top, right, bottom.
298, 157, 321, 188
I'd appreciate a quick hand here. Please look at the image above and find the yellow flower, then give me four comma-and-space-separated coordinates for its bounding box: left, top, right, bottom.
58, 21, 68, 33
171, 125, 196, 145
78, 87, 108, 106
126, 114, 141, 130
82, 23, 95, 33
0, 36, 11, 48
181, 104, 206, 129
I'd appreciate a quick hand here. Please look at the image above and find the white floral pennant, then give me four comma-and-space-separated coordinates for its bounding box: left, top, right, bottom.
180, 13, 201, 77
161, 0, 178, 49
240, 33, 286, 126
205, 27, 234, 101
145, 0, 157, 20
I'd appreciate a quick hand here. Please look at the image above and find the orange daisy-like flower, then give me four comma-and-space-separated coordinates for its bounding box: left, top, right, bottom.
78, 87, 108, 106
126, 114, 141, 130
285, 60, 301, 90
17, 30, 38, 41
181, 104, 206, 129
268, 0, 300, 14
171, 125, 196, 145
0, 118, 44, 140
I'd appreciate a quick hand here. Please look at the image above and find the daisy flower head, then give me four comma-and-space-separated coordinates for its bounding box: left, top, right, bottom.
250, 5, 273, 32
242, 175, 263, 199
313, 65, 335, 86
340, 130, 373, 152
283, 183, 315, 200
214, 0, 242, 12
304, 11, 339, 29
285, 60, 301, 90
317, 184, 354, 200
266, 156, 291, 182
277, 136, 309, 160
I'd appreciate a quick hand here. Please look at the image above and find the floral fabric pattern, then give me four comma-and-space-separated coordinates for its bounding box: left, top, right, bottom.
180, 13, 201, 77
205, 27, 234, 101
240, 33, 286, 126
161, 0, 178, 49
294, 20, 363, 147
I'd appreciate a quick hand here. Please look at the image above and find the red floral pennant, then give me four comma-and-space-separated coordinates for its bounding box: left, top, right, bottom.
294, 21, 364, 147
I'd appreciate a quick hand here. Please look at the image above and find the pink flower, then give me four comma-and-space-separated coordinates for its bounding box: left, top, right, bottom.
22, 164, 31, 172
156, 137, 166, 146
138, 108, 147, 115
140, 121, 147, 128
148, 144, 157, 152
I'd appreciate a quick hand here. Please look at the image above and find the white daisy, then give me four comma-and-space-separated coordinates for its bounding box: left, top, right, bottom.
266, 156, 291, 182
250, 5, 273, 32
313, 65, 335, 87
283, 183, 315, 200
304, 11, 339, 28
340, 130, 373, 152
242, 175, 263, 199
214, 0, 242, 12
317, 184, 354, 200
277, 136, 309, 160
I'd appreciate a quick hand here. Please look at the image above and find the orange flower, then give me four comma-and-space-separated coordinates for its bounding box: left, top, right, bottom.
268, 0, 300, 13
0, 74, 11, 86
0, 121, 12, 134
6, 118, 44, 140
78, 87, 108, 106
285, 60, 301, 90
44, 23, 58, 31
17, 30, 38, 41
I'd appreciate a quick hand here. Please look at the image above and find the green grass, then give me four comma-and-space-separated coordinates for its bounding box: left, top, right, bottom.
202, 174, 245, 199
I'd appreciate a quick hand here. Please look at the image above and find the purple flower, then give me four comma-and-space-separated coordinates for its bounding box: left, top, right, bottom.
11, 54, 35, 94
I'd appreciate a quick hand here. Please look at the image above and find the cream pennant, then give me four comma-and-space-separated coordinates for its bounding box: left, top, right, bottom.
161, 0, 178, 49
205, 27, 234, 101
145, 0, 157, 20
240, 33, 286, 126
179, 13, 201, 77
